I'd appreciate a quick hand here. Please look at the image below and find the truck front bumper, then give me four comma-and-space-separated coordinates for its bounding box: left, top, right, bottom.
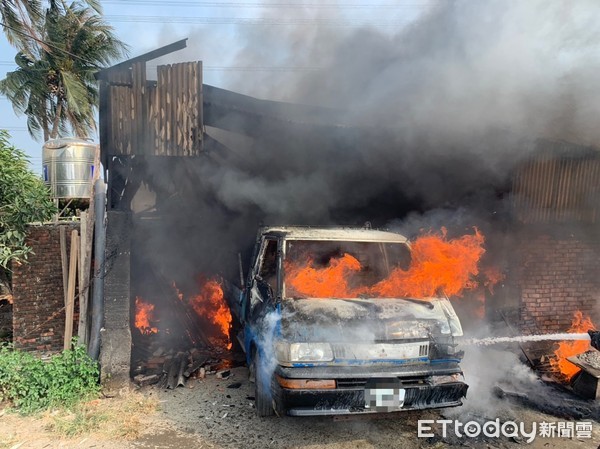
273, 362, 468, 416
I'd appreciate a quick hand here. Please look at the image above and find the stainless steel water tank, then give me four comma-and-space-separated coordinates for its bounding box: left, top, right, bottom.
42, 138, 97, 199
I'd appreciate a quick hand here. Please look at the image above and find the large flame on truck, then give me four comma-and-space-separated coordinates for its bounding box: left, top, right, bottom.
285, 253, 362, 298
286, 228, 492, 299
550, 311, 596, 381
369, 229, 485, 298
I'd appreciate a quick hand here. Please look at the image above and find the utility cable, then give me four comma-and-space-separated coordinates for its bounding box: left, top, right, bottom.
0, 21, 102, 68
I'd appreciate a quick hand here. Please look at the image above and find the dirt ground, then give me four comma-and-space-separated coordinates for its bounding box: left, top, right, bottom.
1, 365, 599, 449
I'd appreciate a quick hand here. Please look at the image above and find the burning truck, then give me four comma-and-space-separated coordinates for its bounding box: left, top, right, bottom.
227, 226, 470, 416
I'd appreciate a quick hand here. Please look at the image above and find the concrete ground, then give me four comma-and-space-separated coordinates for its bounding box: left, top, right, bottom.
2, 363, 599, 449
130, 365, 599, 449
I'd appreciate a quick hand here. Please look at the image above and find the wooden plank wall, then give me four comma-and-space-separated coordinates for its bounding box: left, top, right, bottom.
101, 61, 203, 157
101, 69, 133, 158
151, 62, 203, 156
512, 150, 600, 224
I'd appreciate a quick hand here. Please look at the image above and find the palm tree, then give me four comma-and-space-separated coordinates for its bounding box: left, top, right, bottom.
0, 1, 126, 140
1, 1, 101, 51
0, 0, 43, 52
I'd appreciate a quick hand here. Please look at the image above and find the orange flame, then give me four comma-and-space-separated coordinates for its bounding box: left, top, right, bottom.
189, 277, 233, 350
370, 229, 485, 298
286, 253, 361, 298
134, 296, 158, 335
482, 266, 504, 294
471, 267, 504, 319
472, 292, 486, 319
286, 228, 491, 299
550, 311, 596, 381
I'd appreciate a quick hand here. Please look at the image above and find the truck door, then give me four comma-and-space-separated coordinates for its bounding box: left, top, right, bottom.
246, 237, 279, 324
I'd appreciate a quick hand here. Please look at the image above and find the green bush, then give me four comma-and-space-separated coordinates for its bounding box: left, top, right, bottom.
0, 342, 100, 414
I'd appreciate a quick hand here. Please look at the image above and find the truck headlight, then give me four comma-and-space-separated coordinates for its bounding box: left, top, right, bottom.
439, 299, 463, 337
289, 343, 334, 362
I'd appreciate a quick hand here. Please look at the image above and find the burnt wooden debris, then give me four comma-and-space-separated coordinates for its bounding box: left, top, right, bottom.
493, 384, 600, 421
493, 308, 600, 418
132, 341, 231, 389
499, 307, 600, 410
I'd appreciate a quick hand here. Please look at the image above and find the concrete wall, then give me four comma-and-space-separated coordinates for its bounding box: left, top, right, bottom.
100, 211, 132, 390
517, 227, 600, 333
11, 224, 79, 352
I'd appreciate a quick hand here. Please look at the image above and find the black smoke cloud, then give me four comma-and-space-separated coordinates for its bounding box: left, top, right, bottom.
135, 0, 600, 282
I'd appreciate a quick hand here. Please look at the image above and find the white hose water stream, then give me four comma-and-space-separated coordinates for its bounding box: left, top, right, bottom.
462, 332, 591, 346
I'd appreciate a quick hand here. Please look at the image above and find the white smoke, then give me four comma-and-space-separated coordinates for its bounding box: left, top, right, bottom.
448, 345, 540, 420
255, 309, 281, 400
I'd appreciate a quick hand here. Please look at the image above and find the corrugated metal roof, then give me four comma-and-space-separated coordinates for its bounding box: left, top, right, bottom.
512, 149, 600, 224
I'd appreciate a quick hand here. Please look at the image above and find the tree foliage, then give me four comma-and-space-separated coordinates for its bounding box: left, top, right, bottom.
0, 1, 126, 140
0, 0, 43, 52
0, 1, 101, 54
0, 130, 56, 269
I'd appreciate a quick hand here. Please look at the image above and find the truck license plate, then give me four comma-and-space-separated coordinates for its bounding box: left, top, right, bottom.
364, 379, 405, 410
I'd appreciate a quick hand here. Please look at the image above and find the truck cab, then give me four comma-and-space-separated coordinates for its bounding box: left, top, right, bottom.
232, 226, 468, 416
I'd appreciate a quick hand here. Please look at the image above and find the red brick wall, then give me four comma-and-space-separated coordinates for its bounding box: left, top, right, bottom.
12, 224, 79, 352
0, 300, 11, 341
517, 230, 600, 333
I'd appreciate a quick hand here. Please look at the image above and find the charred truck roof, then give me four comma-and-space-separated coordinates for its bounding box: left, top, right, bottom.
261, 226, 410, 243
235, 226, 468, 417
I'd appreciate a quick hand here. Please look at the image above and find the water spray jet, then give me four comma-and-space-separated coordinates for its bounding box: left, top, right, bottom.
463, 330, 600, 348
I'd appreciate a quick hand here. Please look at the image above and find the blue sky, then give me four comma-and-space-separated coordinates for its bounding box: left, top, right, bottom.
0, 1, 430, 172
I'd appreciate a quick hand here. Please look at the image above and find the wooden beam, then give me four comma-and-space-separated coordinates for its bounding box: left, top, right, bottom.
78, 145, 100, 345
95, 39, 188, 81
60, 226, 68, 307
203, 84, 343, 127
64, 230, 79, 350
78, 211, 88, 344
202, 84, 354, 139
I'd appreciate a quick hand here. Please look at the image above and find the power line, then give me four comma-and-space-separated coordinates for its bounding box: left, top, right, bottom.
2, 60, 323, 72
148, 65, 322, 72
102, 1, 430, 8
0, 21, 102, 68
103, 15, 409, 26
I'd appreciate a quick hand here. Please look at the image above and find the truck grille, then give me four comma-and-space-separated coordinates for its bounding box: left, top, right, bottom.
336, 379, 367, 388
403, 383, 468, 407
336, 375, 429, 389
331, 342, 429, 360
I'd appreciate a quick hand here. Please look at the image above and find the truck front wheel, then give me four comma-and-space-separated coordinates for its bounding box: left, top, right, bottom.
253, 349, 275, 417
